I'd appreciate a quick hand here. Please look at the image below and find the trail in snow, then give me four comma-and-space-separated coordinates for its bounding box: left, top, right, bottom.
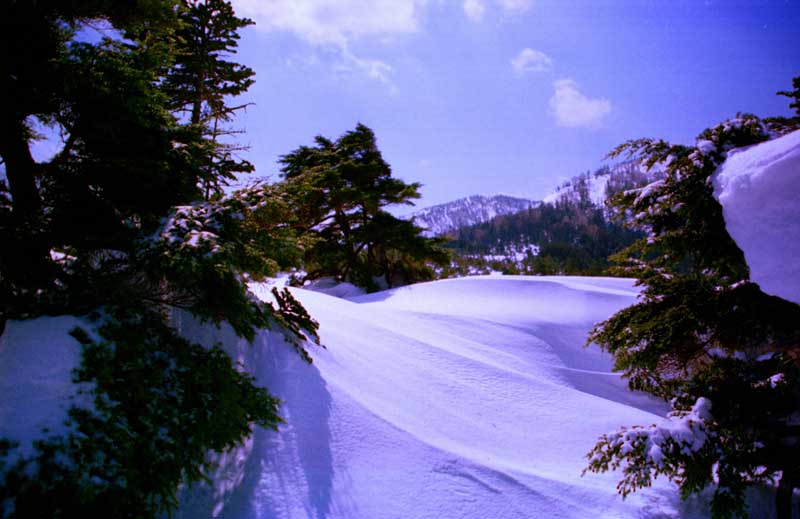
177, 276, 713, 519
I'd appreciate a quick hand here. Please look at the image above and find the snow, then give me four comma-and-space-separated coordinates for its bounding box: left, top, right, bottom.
3, 276, 792, 516
406, 195, 535, 236
0, 316, 94, 462
713, 129, 800, 305
543, 173, 610, 206
601, 397, 713, 471
174, 275, 720, 519
301, 277, 367, 299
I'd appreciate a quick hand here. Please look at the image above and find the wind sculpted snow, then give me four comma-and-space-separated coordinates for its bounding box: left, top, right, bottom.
177, 276, 712, 519
713, 129, 800, 305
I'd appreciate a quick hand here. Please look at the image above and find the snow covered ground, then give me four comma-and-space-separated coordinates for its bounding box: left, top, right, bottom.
174, 276, 720, 519
0, 316, 95, 463
3, 130, 798, 518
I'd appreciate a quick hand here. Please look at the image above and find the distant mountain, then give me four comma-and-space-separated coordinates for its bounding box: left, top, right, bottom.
541, 161, 655, 209
406, 195, 537, 236
440, 161, 662, 277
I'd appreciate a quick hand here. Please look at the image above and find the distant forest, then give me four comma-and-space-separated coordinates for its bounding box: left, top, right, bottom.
442, 163, 655, 276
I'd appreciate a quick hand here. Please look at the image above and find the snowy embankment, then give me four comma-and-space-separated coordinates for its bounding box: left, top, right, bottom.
713, 129, 800, 305
172, 276, 715, 519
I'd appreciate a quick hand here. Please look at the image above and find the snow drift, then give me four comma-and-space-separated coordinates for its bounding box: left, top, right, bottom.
5, 276, 794, 517
713, 129, 800, 305
174, 276, 715, 519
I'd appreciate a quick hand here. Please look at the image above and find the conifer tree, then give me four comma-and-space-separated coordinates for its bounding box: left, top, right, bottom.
583, 110, 800, 519
278, 124, 448, 290
777, 75, 800, 116
163, 0, 256, 198
0, 3, 320, 515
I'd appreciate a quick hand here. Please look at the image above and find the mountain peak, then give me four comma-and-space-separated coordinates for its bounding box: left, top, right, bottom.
406, 194, 537, 236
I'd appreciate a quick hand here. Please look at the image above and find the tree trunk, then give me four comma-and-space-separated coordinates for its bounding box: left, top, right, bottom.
0, 117, 53, 299
777, 472, 795, 519
0, 118, 41, 222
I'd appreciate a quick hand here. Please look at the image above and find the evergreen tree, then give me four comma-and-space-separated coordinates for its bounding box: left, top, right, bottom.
163, 0, 256, 198
278, 124, 448, 290
0, 3, 319, 515
777, 75, 800, 116
583, 110, 800, 518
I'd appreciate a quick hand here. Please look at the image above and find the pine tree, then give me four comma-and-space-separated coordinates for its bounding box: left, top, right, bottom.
777, 75, 800, 116
278, 124, 448, 290
163, 0, 256, 199
583, 112, 800, 519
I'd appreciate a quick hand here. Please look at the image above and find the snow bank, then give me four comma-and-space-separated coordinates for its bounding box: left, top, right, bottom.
5, 276, 792, 517
301, 277, 367, 299
175, 276, 717, 519
0, 316, 94, 461
713, 129, 800, 304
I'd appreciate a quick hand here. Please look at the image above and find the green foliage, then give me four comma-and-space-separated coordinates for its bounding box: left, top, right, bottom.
584, 111, 800, 518
278, 124, 449, 291
0, 2, 321, 516
446, 165, 648, 277
164, 0, 256, 198
777, 75, 800, 116
138, 181, 318, 344
0, 309, 283, 518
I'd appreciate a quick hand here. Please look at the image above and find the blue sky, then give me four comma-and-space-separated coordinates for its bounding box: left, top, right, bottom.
13, 1, 795, 209
227, 0, 799, 209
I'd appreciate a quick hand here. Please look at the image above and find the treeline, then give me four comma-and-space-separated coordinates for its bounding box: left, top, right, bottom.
443, 163, 653, 276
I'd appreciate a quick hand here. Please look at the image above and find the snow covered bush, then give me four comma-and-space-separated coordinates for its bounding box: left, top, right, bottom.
584, 106, 800, 518
141, 181, 318, 349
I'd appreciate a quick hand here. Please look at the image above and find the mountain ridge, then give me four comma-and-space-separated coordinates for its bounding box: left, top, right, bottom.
405, 194, 537, 236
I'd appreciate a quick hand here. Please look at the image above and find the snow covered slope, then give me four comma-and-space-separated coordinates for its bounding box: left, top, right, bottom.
406, 195, 536, 236
713, 129, 800, 305
542, 161, 655, 207
176, 276, 714, 519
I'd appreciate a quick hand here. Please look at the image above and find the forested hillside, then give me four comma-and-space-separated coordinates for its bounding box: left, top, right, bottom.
443, 162, 657, 276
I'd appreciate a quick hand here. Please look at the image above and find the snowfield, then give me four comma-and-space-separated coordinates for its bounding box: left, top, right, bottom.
174, 276, 715, 519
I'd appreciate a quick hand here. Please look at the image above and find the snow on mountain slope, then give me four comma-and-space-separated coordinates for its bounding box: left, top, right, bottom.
176, 276, 712, 519
542, 173, 610, 206
713, 129, 800, 304
542, 161, 654, 207
406, 195, 535, 236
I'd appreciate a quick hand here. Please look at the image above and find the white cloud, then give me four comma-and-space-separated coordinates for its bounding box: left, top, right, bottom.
232, 0, 426, 47
232, 0, 425, 88
510, 48, 551, 73
497, 0, 532, 14
463, 0, 486, 22
549, 79, 612, 129
337, 50, 395, 87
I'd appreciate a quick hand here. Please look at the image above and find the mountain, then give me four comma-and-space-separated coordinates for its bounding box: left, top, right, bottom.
442, 161, 661, 277
406, 195, 537, 237
542, 161, 655, 209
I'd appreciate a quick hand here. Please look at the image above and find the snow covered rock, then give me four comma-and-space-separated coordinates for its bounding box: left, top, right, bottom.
713, 129, 800, 305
